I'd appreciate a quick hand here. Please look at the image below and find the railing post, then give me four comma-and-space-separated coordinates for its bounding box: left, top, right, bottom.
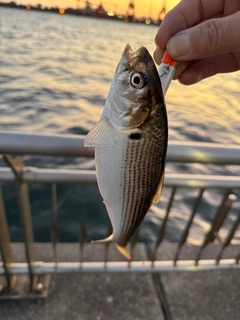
152, 187, 176, 262
0, 189, 16, 291
215, 202, 239, 265
174, 188, 205, 265
3, 155, 35, 289
51, 183, 59, 269
195, 191, 237, 265
79, 219, 86, 265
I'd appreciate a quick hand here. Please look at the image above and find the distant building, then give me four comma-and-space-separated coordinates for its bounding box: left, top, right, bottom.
93, 4, 106, 18
82, 3, 94, 16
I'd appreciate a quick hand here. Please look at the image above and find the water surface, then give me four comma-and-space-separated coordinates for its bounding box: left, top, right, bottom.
1, 8, 240, 244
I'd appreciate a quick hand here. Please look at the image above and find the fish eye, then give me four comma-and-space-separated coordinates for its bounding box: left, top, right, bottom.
130, 72, 146, 89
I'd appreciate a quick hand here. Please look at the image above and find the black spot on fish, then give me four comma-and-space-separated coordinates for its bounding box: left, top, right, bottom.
129, 132, 142, 140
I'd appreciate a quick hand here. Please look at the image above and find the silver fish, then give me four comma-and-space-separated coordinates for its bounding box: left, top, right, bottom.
85, 44, 168, 259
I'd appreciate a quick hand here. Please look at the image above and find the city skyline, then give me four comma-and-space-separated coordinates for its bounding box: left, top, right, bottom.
2, 0, 180, 19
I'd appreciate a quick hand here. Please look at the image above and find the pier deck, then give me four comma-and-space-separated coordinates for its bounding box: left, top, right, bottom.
1, 243, 239, 320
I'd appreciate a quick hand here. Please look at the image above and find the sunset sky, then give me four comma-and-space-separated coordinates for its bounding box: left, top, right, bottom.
9, 0, 180, 19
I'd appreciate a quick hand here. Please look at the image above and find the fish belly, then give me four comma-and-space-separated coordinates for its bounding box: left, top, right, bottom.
95, 118, 167, 247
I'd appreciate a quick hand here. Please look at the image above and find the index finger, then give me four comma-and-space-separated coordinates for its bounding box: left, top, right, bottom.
155, 0, 225, 50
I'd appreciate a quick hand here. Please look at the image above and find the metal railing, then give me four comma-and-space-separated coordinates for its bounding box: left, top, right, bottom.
0, 131, 240, 298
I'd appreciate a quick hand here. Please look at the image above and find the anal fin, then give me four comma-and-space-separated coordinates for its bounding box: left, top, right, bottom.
153, 172, 165, 203
91, 234, 114, 243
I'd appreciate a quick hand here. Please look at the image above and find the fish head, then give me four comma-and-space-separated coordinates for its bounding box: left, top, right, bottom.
108, 44, 163, 129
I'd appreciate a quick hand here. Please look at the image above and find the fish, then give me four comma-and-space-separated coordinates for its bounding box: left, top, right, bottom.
85, 44, 168, 260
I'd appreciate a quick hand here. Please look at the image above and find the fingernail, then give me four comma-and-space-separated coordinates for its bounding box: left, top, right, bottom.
167, 33, 191, 58
153, 47, 164, 65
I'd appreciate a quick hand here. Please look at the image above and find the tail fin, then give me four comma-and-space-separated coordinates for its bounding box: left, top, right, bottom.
116, 244, 131, 261
91, 234, 114, 243
92, 235, 131, 261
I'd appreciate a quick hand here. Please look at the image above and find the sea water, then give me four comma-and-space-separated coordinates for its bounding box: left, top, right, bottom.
1, 8, 240, 243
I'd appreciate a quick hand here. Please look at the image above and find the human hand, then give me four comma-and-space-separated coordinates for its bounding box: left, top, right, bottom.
154, 0, 240, 84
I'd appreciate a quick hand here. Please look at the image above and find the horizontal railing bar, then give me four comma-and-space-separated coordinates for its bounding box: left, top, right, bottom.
0, 260, 239, 274
1, 167, 240, 188
167, 142, 240, 164
0, 132, 94, 158
1, 131, 240, 164
0, 168, 97, 184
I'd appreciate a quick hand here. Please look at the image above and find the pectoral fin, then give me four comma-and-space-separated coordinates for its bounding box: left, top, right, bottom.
84, 118, 114, 147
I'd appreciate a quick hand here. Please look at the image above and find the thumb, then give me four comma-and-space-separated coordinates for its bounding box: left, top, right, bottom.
166, 11, 240, 61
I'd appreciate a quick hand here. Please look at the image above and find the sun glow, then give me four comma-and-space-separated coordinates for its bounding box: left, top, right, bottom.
59, 8, 65, 14
8, 0, 180, 19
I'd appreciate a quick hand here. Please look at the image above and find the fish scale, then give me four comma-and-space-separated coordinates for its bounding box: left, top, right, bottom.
126, 108, 167, 241
95, 103, 167, 247
85, 44, 168, 259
